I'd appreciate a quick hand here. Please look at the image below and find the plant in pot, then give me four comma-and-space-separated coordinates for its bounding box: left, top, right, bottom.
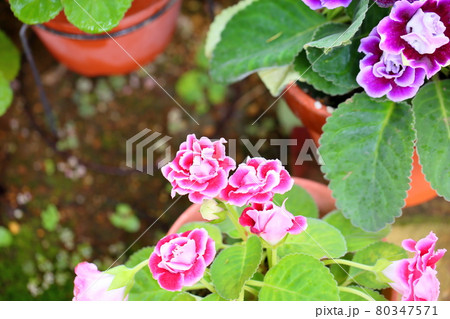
204, 0, 450, 232
0, 28, 20, 117
71, 135, 446, 301
8, 0, 181, 76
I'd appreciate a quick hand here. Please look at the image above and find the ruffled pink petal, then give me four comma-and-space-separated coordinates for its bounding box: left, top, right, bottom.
157, 272, 184, 291
188, 228, 208, 256
413, 267, 440, 301
182, 258, 207, 287
288, 215, 308, 234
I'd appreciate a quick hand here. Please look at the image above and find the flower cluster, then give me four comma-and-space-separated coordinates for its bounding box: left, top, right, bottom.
358, 0, 449, 101
383, 232, 447, 301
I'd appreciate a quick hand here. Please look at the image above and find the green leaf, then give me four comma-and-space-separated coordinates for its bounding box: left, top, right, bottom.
295, 51, 354, 96
202, 293, 227, 301
210, 236, 262, 300
0, 30, 20, 81
339, 286, 388, 301
175, 70, 208, 104
412, 79, 450, 200
106, 265, 135, 290
0, 226, 13, 247
210, 0, 326, 83
109, 204, 140, 233
258, 64, 300, 97
259, 254, 339, 300
272, 184, 319, 218
320, 93, 415, 231
127, 247, 195, 301
323, 210, 390, 252
205, 0, 257, 59
306, 0, 369, 50
306, 23, 360, 90
41, 204, 60, 232
279, 218, 347, 259
125, 247, 152, 268
0, 75, 13, 117
215, 207, 245, 239
177, 223, 224, 250
349, 242, 407, 289
60, 0, 133, 34
9, 0, 63, 24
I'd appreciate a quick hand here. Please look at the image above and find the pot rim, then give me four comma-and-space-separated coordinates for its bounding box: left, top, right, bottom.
34, 0, 178, 40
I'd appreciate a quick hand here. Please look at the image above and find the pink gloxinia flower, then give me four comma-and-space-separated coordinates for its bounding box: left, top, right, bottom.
383, 232, 447, 301
73, 262, 127, 301
161, 134, 236, 204
149, 228, 215, 291
357, 27, 426, 101
220, 157, 294, 206
372, 0, 417, 8
239, 201, 308, 245
302, 0, 352, 10
377, 0, 450, 78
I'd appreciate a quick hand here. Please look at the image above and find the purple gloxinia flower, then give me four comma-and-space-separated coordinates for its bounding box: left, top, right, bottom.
357, 28, 426, 102
377, 0, 450, 78
372, 0, 417, 8
301, 0, 352, 10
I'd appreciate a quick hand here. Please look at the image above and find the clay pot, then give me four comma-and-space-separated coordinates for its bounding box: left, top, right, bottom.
283, 84, 438, 207
167, 177, 336, 235
32, 0, 181, 76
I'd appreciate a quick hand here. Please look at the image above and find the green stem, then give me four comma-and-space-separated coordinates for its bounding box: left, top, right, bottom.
246, 280, 265, 288
266, 246, 278, 268
224, 203, 247, 241
200, 278, 216, 293
132, 259, 149, 274
322, 259, 375, 272
333, 16, 351, 24
237, 289, 245, 301
244, 285, 259, 297
338, 286, 374, 301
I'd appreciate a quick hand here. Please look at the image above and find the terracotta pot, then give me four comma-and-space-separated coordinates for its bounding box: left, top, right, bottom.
167, 177, 336, 235
283, 84, 438, 207
31, 0, 181, 76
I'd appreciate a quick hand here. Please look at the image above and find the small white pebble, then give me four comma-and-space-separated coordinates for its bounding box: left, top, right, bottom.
314, 101, 323, 109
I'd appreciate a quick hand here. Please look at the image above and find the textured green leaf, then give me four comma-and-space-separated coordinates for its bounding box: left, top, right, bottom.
339, 286, 388, 301
9, 0, 63, 24
205, 0, 257, 59
320, 93, 415, 231
306, 0, 369, 50
412, 80, 450, 200
273, 184, 319, 218
323, 210, 390, 252
306, 23, 360, 90
258, 64, 300, 97
259, 254, 339, 301
61, 0, 133, 34
349, 242, 407, 289
0, 75, 13, 117
295, 51, 354, 95
210, 0, 326, 83
210, 236, 262, 300
125, 247, 152, 268
178, 223, 224, 250
279, 218, 347, 259
202, 293, 227, 301
0, 30, 20, 81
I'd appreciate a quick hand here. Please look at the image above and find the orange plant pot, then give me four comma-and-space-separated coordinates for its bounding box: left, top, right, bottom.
31, 0, 181, 77
167, 177, 336, 235
283, 84, 438, 208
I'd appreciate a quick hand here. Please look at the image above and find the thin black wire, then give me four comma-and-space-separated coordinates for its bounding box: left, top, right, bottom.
20, 24, 57, 135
